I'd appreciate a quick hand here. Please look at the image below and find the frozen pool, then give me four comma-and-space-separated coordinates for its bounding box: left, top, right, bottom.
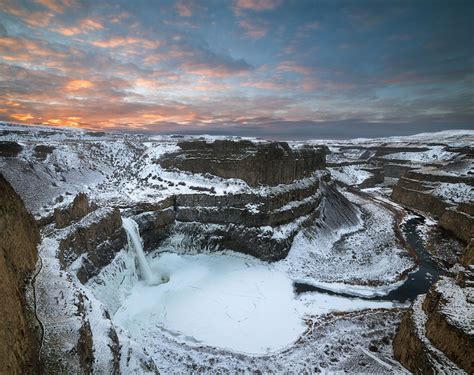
113, 252, 306, 354
88, 249, 394, 355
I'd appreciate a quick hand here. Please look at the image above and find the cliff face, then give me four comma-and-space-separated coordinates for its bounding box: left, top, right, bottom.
0, 174, 40, 374
130, 174, 328, 261
58, 206, 127, 284
439, 205, 474, 244
391, 165, 473, 246
159, 140, 326, 187
393, 260, 474, 373
54, 192, 96, 229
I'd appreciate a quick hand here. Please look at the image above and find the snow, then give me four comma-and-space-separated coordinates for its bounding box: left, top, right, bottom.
431, 183, 473, 204
382, 146, 459, 162
92, 250, 394, 357
276, 189, 415, 291
4, 121, 469, 372
329, 165, 372, 185
34, 223, 159, 373
434, 276, 474, 335
114, 252, 304, 355
303, 129, 474, 147
409, 295, 466, 373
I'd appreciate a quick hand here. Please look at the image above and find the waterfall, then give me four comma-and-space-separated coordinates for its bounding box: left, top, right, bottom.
122, 217, 157, 285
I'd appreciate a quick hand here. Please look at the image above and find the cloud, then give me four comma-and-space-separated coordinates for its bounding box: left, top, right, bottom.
0, 0, 472, 138
66, 79, 94, 91
182, 60, 251, 76
238, 18, 267, 38
277, 61, 313, 75
1, 1, 54, 27
10, 113, 34, 121
175, 42, 253, 76
34, 0, 76, 14
176, 1, 193, 17
234, 0, 281, 12
52, 18, 104, 36
0, 36, 69, 62
242, 80, 285, 90
90, 36, 160, 49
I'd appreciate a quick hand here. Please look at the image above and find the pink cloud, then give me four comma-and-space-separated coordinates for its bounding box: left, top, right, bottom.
234, 0, 281, 11
176, 1, 193, 17
53, 18, 104, 36
239, 18, 267, 38
90, 37, 160, 49
35, 0, 78, 14
277, 61, 313, 75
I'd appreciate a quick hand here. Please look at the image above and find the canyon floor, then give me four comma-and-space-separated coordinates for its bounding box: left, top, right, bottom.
0, 123, 472, 374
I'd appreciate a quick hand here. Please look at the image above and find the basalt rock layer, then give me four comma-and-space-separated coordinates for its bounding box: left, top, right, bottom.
131, 174, 328, 261
54, 192, 97, 229
0, 173, 40, 374
159, 140, 326, 186
58, 206, 127, 283
393, 269, 474, 374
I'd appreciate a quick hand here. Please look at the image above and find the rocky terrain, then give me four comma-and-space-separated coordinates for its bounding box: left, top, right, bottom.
0, 174, 40, 374
0, 122, 472, 373
310, 131, 473, 374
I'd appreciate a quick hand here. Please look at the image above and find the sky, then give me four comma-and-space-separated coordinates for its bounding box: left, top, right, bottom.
0, 0, 473, 139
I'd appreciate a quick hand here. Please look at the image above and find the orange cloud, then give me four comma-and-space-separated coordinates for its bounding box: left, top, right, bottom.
3, 101, 21, 107
41, 117, 82, 127
0, 36, 69, 62
34, 0, 72, 13
53, 18, 104, 36
66, 80, 94, 91
182, 64, 248, 77
90, 37, 159, 49
10, 113, 34, 121
109, 12, 130, 24
2, 1, 54, 27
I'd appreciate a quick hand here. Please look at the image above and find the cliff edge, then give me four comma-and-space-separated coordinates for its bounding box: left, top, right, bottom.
0, 173, 41, 374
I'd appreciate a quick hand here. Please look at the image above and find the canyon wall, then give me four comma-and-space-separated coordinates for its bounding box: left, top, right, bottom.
391, 169, 473, 243
159, 140, 326, 186
393, 236, 473, 374
0, 173, 40, 374
127, 140, 330, 261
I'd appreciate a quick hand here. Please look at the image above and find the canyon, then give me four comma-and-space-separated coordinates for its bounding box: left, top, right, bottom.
0, 123, 472, 373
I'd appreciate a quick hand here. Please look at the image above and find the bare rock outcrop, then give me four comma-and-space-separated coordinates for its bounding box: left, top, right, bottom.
58, 207, 127, 283
0, 141, 23, 157
159, 140, 326, 186
422, 276, 473, 372
134, 207, 176, 250
391, 184, 451, 217
54, 192, 97, 228
393, 269, 473, 374
461, 240, 474, 266
0, 173, 41, 374
439, 204, 474, 244
131, 175, 327, 260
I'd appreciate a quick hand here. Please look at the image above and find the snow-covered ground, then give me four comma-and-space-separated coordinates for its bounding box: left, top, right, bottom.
92, 251, 393, 355
431, 182, 473, 204
3, 122, 471, 373
329, 165, 373, 186
381, 146, 459, 162
276, 189, 415, 290
303, 129, 474, 148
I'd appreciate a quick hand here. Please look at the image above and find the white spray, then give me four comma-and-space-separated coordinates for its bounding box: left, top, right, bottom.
122, 217, 160, 285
